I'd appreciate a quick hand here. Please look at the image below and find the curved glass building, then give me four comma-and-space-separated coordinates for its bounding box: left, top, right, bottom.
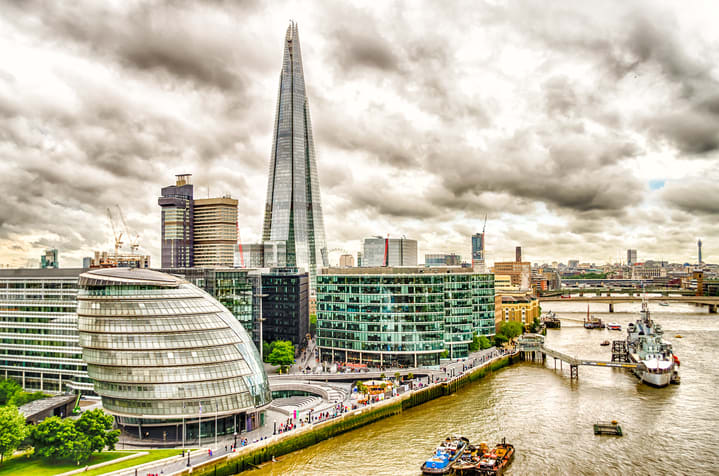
77, 268, 270, 441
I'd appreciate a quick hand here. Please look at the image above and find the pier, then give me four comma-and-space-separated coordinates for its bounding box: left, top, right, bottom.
517, 334, 644, 380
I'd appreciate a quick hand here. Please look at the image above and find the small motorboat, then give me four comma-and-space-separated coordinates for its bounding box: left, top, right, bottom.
421, 436, 469, 474
675, 334, 683, 338
658, 302, 669, 307
600, 340, 610, 346
606, 322, 622, 331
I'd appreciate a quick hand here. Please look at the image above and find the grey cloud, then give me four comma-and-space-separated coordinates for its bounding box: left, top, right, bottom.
662, 181, 719, 215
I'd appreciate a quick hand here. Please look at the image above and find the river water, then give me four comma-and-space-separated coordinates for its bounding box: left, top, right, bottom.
249, 301, 719, 475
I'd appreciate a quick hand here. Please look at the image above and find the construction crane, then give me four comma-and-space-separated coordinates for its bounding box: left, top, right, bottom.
116, 205, 140, 253
106, 208, 123, 254
482, 213, 487, 234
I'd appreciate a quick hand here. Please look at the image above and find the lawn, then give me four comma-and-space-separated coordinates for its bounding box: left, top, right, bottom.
0, 449, 181, 476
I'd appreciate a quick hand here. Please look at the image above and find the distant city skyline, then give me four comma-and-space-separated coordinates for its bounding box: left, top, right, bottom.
0, 1, 718, 267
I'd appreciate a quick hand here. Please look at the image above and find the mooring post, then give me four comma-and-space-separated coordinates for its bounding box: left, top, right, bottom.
570, 365, 578, 380
609, 303, 614, 313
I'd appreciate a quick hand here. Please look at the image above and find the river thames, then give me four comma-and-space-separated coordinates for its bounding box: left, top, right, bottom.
249, 301, 719, 475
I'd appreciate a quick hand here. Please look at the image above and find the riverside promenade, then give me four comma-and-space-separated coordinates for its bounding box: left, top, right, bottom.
112, 347, 515, 476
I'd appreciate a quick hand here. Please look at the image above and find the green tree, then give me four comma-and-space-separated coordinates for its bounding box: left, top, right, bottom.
266, 340, 295, 372
262, 341, 272, 362
0, 380, 20, 406
9, 391, 47, 407
74, 409, 119, 454
0, 406, 27, 463
394, 372, 400, 382
309, 314, 317, 336
469, 332, 480, 352
478, 335, 492, 350
529, 317, 542, 334
31, 416, 92, 464
440, 350, 449, 359
498, 321, 523, 340
493, 333, 508, 347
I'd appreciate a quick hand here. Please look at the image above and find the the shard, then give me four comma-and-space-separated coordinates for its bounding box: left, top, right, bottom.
262, 21, 328, 287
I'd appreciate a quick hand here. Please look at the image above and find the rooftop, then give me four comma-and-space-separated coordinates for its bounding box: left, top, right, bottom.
18, 394, 76, 419
80, 268, 186, 287
321, 267, 488, 275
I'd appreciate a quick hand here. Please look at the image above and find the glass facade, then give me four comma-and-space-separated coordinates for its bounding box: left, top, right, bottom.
316, 268, 494, 366
77, 268, 271, 436
0, 269, 93, 394
261, 268, 309, 346
262, 21, 328, 288
362, 238, 418, 267
158, 175, 194, 268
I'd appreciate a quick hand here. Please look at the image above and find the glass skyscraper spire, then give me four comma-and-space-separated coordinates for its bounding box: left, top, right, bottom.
263, 21, 328, 286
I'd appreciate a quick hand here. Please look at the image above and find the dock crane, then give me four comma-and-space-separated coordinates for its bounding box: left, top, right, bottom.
116, 205, 140, 253
106, 207, 123, 254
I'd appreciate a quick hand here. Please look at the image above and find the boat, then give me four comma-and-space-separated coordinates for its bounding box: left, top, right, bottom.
626, 296, 679, 387
421, 436, 469, 474
451, 444, 482, 475
594, 421, 623, 436
583, 305, 605, 329
607, 322, 622, 331
600, 340, 610, 346
542, 311, 561, 329
675, 334, 682, 338
658, 301, 669, 307
476, 438, 514, 475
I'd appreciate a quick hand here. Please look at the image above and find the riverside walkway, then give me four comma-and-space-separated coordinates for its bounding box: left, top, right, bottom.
113, 347, 513, 476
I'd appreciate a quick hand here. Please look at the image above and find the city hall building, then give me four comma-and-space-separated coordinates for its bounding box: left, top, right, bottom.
316, 267, 495, 367
77, 268, 271, 440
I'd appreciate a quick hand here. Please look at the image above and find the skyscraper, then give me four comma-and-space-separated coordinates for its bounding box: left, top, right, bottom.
472, 233, 485, 271
158, 174, 194, 267
362, 237, 418, 267
192, 196, 238, 267
262, 21, 328, 287
627, 249, 637, 266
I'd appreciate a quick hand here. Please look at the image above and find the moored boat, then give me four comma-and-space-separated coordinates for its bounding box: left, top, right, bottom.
600, 340, 610, 346
477, 438, 514, 475
626, 297, 678, 387
421, 436, 469, 474
607, 322, 622, 331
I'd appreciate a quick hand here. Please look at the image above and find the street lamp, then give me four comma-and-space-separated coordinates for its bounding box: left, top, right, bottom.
187, 449, 191, 467
234, 431, 237, 448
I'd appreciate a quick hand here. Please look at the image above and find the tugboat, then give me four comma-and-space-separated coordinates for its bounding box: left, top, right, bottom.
421, 436, 469, 474
626, 296, 679, 387
477, 438, 514, 475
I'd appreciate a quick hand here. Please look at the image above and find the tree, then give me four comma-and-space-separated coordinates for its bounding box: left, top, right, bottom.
469, 332, 481, 352
529, 317, 542, 334
9, 391, 47, 407
74, 409, 119, 454
309, 314, 317, 336
493, 333, 508, 347
31, 416, 92, 465
440, 350, 449, 359
498, 321, 523, 340
0, 406, 27, 463
266, 340, 295, 372
0, 380, 20, 406
262, 341, 272, 362
478, 335, 492, 350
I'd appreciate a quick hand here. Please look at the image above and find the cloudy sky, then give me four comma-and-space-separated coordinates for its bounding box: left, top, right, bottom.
1, 0, 718, 268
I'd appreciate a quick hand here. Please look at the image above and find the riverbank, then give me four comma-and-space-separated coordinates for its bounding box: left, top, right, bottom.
174, 353, 516, 476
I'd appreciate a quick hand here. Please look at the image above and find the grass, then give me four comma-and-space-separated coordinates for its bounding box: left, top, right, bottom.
0, 449, 182, 476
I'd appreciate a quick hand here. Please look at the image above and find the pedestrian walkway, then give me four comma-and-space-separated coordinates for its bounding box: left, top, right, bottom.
116, 347, 515, 476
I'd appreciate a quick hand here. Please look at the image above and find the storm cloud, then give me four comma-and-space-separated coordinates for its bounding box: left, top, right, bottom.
0, 0, 717, 267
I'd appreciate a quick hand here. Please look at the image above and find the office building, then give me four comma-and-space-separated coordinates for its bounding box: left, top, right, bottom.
515, 246, 522, 262
261, 268, 309, 346
425, 253, 461, 267
158, 174, 194, 268
40, 249, 58, 269
316, 267, 494, 365
193, 197, 237, 267
262, 21, 328, 287
471, 233, 485, 271
77, 268, 271, 440
495, 291, 540, 331
362, 237, 418, 267
339, 254, 355, 267
357, 252, 363, 267
627, 249, 637, 266
82, 257, 92, 268
492, 261, 531, 289
0, 268, 93, 394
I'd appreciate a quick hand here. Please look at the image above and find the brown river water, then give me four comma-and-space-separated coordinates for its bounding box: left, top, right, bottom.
248, 301, 719, 475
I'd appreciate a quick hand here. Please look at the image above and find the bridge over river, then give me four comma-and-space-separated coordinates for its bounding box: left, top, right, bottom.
539, 294, 719, 313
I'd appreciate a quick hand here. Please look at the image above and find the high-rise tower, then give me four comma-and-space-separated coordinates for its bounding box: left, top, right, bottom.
262, 21, 328, 286
698, 239, 702, 264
